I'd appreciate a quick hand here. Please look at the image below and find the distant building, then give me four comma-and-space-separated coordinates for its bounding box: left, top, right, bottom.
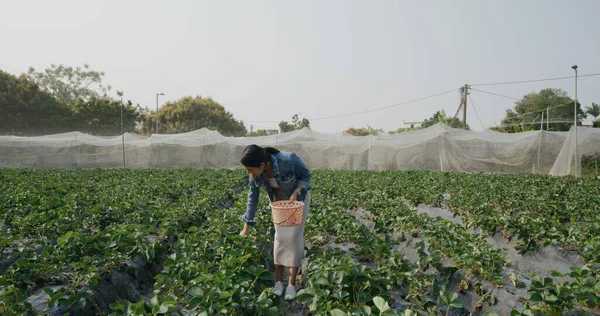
267, 129, 279, 135
403, 121, 424, 129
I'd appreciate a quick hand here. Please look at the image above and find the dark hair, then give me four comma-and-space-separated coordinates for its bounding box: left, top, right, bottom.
240, 145, 280, 168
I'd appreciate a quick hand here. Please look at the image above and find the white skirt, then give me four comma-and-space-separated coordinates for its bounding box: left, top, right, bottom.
273, 191, 311, 267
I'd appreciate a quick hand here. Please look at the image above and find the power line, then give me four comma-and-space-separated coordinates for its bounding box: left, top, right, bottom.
0, 63, 27, 74
499, 120, 579, 128
471, 72, 600, 87
470, 88, 522, 101
470, 88, 575, 120
468, 94, 486, 130
508, 101, 573, 120
309, 88, 460, 121
244, 120, 279, 124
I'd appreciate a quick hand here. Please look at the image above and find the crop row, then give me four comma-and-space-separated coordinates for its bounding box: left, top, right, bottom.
0, 169, 246, 315
306, 170, 600, 315
1, 169, 599, 315
325, 170, 600, 262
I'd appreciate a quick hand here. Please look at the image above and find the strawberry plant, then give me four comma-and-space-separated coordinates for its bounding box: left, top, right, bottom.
2, 168, 599, 315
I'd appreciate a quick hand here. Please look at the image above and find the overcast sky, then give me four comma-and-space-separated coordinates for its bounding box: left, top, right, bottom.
1, 0, 599, 133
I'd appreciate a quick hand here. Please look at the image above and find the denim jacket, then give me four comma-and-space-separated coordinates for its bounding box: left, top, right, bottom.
242, 151, 311, 225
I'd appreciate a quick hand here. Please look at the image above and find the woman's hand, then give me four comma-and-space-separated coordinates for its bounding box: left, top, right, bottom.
289, 188, 301, 202
239, 223, 250, 237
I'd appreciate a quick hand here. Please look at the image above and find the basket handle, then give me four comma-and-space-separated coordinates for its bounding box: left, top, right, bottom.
272, 205, 301, 225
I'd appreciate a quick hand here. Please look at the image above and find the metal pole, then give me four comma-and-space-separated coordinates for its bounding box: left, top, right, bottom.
155, 93, 165, 134
463, 84, 468, 129
121, 97, 126, 176
540, 111, 544, 130
547, 107, 549, 130
572, 65, 579, 177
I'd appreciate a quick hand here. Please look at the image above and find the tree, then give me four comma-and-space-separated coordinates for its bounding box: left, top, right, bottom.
26, 63, 111, 105
0, 70, 74, 135
388, 127, 421, 134
139, 96, 247, 136
499, 88, 585, 132
345, 125, 384, 136
248, 129, 268, 137
422, 110, 469, 129
72, 97, 143, 136
279, 114, 310, 133
586, 103, 600, 121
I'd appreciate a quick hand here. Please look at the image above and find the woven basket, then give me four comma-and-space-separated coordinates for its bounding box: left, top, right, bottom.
270, 201, 304, 227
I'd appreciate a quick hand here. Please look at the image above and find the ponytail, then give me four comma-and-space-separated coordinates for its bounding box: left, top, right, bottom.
240, 145, 279, 168
264, 147, 280, 155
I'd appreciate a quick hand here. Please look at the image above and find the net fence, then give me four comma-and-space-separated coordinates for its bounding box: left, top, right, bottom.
0, 123, 598, 175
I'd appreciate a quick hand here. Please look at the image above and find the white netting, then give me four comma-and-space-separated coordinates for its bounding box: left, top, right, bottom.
1, 123, 599, 175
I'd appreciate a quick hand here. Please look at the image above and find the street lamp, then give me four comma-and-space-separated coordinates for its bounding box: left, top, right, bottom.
156, 93, 165, 134
572, 65, 578, 177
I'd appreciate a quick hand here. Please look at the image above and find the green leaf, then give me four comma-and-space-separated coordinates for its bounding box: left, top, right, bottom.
188, 297, 202, 310
330, 309, 347, 316
147, 295, 159, 307
21, 277, 35, 285
132, 301, 146, 314
403, 309, 418, 316
257, 291, 271, 305
529, 292, 543, 302
359, 305, 372, 316
374, 296, 390, 312
246, 266, 267, 277
110, 300, 130, 312
315, 276, 329, 286
543, 294, 558, 302
163, 257, 175, 267
448, 292, 459, 303
296, 288, 316, 303
259, 271, 275, 281
158, 303, 169, 314
188, 286, 203, 298
523, 310, 535, 316
358, 291, 373, 304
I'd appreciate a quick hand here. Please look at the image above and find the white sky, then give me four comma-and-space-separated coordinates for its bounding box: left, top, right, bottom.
1, 0, 599, 133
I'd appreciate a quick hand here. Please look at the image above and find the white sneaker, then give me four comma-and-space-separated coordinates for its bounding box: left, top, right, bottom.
284, 285, 296, 301
273, 282, 283, 296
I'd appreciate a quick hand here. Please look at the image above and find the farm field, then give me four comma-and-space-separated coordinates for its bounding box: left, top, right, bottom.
1, 169, 599, 315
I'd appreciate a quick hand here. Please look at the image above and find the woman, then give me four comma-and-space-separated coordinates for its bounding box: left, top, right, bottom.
239, 144, 311, 301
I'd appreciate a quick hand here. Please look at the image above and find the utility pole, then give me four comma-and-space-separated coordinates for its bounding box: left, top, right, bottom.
462, 84, 469, 129
572, 65, 579, 177
452, 84, 469, 129
156, 92, 165, 134
117, 91, 126, 178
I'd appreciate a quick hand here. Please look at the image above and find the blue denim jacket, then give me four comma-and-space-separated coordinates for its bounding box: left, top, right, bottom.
242, 151, 311, 225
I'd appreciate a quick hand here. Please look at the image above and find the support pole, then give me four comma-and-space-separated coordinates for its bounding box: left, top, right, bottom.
575, 73, 579, 177
121, 96, 126, 177
540, 111, 544, 130
462, 84, 468, 129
